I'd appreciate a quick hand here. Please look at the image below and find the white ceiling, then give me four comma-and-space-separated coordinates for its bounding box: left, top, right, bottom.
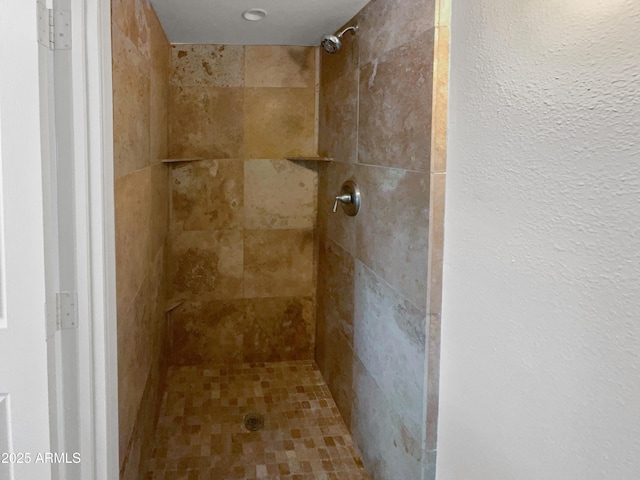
150, 0, 371, 46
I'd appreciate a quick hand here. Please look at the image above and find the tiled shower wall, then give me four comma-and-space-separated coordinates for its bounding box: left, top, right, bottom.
166, 45, 320, 364
316, 0, 448, 478
111, 0, 170, 478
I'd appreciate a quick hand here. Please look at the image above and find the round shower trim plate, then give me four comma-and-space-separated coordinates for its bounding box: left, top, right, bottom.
241, 8, 267, 21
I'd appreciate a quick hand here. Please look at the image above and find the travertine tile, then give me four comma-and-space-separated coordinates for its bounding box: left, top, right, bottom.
244, 159, 316, 230
426, 313, 441, 452
120, 351, 167, 480
149, 7, 170, 164
423, 449, 438, 480
428, 173, 446, 315
244, 297, 315, 362
245, 46, 316, 88
171, 159, 244, 231
169, 230, 243, 299
115, 168, 151, 312
150, 163, 169, 256
117, 267, 154, 462
112, 25, 150, 179
170, 299, 246, 365
358, 29, 434, 172
431, 26, 450, 174
113, 1, 170, 477
170, 44, 244, 87
318, 69, 358, 163
244, 229, 314, 298
351, 357, 421, 480
317, 237, 355, 344
148, 361, 369, 479
353, 260, 426, 441
315, 1, 443, 478
315, 323, 355, 428
111, 0, 151, 57
169, 86, 244, 158
355, 164, 429, 311
244, 88, 316, 159
357, 0, 436, 65
436, 0, 452, 28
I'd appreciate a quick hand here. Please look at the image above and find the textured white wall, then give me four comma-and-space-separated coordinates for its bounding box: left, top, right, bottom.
437, 1, 640, 479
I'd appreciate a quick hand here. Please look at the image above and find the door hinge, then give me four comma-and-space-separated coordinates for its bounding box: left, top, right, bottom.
56, 291, 78, 330
37, 2, 71, 50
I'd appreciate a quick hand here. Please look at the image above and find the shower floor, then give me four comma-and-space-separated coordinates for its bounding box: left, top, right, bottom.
147, 360, 370, 479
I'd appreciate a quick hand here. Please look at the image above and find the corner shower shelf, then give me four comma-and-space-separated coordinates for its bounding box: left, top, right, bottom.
286, 156, 333, 162
161, 157, 204, 164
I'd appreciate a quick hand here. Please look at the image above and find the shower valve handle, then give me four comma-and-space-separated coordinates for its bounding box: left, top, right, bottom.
333, 194, 353, 213
332, 181, 361, 216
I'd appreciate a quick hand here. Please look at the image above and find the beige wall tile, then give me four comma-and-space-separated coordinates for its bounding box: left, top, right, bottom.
436, 0, 452, 28
244, 229, 314, 298
357, 0, 436, 66
117, 269, 154, 462
351, 356, 422, 479
115, 168, 152, 312
149, 8, 170, 164
353, 260, 426, 441
112, 25, 150, 179
244, 297, 315, 362
355, 164, 429, 311
427, 173, 446, 315
358, 29, 434, 172
170, 44, 244, 87
244, 159, 316, 230
245, 46, 316, 88
111, 0, 151, 58
431, 26, 450, 174
318, 69, 358, 163
244, 88, 316, 159
170, 299, 246, 365
113, 2, 171, 475
317, 237, 355, 344
169, 86, 244, 158
169, 230, 244, 300
149, 163, 169, 256
171, 159, 244, 231
315, 326, 354, 427
426, 313, 441, 451
117, 245, 167, 468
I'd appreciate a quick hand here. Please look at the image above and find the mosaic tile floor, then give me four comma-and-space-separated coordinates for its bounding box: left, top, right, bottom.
148, 360, 370, 479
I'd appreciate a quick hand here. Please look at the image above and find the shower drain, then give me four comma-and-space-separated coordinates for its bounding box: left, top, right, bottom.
243, 412, 265, 432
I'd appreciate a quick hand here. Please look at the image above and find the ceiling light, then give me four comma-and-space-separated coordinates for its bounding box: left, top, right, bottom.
241, 9, 267, 21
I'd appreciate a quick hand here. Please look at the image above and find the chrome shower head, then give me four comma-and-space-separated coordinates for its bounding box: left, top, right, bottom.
320, 25, 358, 54
321, 34, 342, 54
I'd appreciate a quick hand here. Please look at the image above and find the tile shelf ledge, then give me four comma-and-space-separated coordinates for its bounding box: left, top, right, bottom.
161, 157, 332, 163
161, 157, 204, 164
285, 156, 333, 162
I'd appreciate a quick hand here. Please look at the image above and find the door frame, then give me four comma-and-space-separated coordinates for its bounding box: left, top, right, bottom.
68, 0, 119, 478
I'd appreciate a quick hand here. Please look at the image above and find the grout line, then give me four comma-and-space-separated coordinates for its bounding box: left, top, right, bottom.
355, 34, 360, 165
331, 158, 431, 175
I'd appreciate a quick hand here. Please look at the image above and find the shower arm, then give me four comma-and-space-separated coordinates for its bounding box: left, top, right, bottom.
336, 25, 358, 39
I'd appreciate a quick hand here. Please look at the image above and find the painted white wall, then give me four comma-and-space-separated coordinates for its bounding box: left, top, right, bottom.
437, 1, 640, 479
